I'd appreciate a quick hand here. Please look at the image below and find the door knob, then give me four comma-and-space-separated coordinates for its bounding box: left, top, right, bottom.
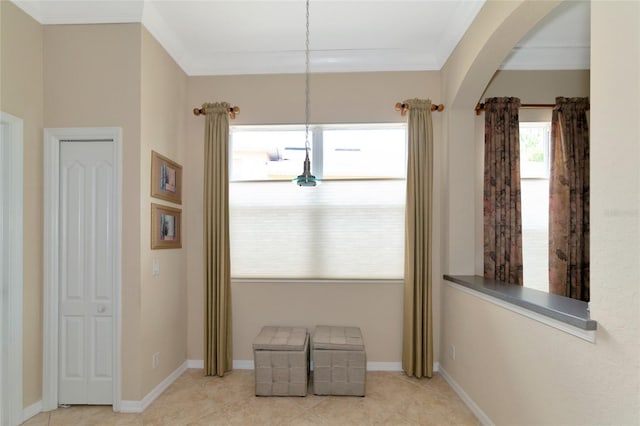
97, 305, 106, 313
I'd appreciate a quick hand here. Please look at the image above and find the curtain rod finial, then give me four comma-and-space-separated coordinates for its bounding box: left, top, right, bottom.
192, 106, 240, 119
228, 106, 240, 119
394, 102, 409, 116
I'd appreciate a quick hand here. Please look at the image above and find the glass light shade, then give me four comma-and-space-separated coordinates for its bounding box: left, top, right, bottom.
294, 154, 317, 187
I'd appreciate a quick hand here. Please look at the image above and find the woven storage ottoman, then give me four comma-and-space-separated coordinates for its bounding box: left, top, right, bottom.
253, 326, 309, 396
312, 325, 366, 396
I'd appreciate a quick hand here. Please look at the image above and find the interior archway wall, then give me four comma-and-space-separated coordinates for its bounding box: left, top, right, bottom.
439, 0, 561, 275
438, 1, 640, 424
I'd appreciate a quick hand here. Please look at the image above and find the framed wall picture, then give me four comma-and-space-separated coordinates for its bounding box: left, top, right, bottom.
151, 151, 182, 204
151, 203, 182, 249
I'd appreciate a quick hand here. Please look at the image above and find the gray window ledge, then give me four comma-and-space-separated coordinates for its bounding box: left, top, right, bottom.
443, 275, 597, 333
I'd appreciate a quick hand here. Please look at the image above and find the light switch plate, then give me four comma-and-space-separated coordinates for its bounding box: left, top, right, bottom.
152, 258, 160, 276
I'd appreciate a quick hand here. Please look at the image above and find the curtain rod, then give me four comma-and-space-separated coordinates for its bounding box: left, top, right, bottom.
395, 102, 445, 116
193, 106, 240, 119
475, 102, 591, 115
474, 103, 555, 116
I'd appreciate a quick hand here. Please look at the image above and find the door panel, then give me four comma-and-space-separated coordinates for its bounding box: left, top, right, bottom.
59, 141, 114, 405
60, 317, 85, 402
88, 316, 113, 404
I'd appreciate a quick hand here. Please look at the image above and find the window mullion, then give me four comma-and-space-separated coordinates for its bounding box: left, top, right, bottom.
312, 126, 323, 179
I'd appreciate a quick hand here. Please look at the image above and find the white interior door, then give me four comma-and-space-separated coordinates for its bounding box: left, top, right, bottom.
59, 141, 114, 405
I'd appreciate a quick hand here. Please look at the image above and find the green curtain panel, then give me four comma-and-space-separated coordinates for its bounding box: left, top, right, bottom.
203, 102, 233, 376
483, 97, 524, 285
402, 98, 433, 379
549, 97, 590, 301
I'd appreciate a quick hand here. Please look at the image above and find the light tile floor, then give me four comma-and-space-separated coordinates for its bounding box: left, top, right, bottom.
23, 369, 479, 425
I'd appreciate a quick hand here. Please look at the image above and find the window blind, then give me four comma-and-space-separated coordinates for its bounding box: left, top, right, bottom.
229, 179, 405, 279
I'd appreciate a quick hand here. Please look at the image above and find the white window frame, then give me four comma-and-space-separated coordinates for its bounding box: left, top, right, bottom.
229, 123, 407, 282
230, 122, 407, 182
520, 121, 551, 294
520, 122, 551, 179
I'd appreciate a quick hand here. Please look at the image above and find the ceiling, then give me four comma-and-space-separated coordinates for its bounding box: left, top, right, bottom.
12, 0, 590, 76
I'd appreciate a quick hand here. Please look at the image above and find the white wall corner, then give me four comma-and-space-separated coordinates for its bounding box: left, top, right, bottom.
22, 400, 43, 424
1, 112, 24, 426
118, 399, 143, 414
437, 364, 494, 426
233, 360, 254, 370
187, 359, 255, 370
186, 359, 204, 369
188, 360, 407, 372
119, 361, 188, 413
367, 362, 403, 371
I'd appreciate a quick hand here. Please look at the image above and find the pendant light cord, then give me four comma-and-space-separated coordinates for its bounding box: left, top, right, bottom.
304, 0, 310, 156
295, 0, 316, 186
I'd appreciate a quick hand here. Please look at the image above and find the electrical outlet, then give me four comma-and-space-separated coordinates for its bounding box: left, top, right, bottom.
152, 352, 160, 369
450, 344, 456, 361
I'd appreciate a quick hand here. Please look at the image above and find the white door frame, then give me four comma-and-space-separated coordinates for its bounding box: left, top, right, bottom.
43, 128, 122, 412
0, 112, 24, 426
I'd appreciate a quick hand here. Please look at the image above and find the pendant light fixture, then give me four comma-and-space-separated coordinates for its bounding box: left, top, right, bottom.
295, 0, 317, 187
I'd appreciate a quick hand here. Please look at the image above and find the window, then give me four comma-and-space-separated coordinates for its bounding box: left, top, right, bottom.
520, 122, 550, 178
229, 124, 407, 280
520, 122, 551, 292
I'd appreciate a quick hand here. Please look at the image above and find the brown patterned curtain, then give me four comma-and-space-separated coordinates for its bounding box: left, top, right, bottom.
203, 102, 233, 376
483, 97, 523, 285
549, 97, 590, 301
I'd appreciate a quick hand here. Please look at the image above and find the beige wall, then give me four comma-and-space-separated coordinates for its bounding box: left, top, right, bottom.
483, 70, 589, 102
44, 23, 146, 400
439, 1, 640, 425
7, 2, 638, 423
440, 0, 561, 276
0, 1, 44, 408
482, 70, 590, 120
44, 23, 191, 401
588, 0, 640, 418
185, 71, 443, 362
139, 27, 188, 396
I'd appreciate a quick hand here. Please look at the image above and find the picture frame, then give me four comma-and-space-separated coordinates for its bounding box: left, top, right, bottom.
151, 151, 182, 204
151, 203, 182, 249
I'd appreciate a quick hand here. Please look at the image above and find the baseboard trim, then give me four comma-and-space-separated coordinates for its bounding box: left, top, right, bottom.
22, 400, 43, 423
187, 359, 204, 369
120, 361, 188, 413
233, 360, 254, 370
188, 359, 405, 372
437, 364, 494, 426
187, 359, 254, 370
367, 362, 403, 371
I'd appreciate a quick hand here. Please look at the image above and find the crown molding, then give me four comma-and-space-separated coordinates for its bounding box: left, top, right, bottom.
434, 0, 484, 67
184, 48, 442, 76
12, 0, 144, 24
501, 46, 590, 70
10, 0, 588, 75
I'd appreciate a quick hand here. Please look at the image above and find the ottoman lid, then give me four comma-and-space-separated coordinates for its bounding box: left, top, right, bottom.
313, 325, 364, 351
253, 326, 308, 351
